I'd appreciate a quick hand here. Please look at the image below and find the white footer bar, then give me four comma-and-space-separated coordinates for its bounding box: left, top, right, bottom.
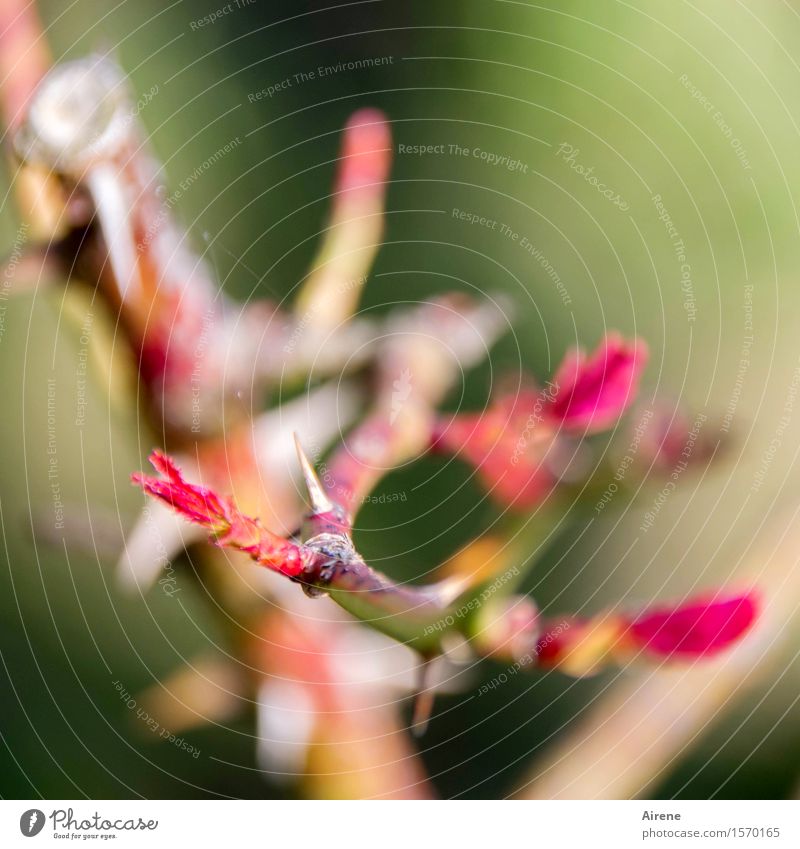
1, 799, 797, 848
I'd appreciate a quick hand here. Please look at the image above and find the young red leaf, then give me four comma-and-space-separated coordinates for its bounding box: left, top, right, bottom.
535, 590, 758, 676
132, 451, 313, 578
628, 592, 758, 658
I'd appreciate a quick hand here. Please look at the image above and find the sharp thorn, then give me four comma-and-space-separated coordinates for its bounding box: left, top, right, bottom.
293, 432, 335, 514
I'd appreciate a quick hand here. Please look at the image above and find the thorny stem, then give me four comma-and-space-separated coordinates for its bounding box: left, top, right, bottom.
10, 39, 755, 750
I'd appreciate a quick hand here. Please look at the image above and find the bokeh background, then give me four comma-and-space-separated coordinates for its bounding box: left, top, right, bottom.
2, 0, 800, 799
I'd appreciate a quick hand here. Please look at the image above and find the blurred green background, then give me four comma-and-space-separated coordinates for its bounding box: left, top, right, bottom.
2, 0, 800, 799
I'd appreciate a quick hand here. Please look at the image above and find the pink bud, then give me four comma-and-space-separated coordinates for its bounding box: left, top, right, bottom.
628, 591, 758, 657
534, 590, 758, 676
551, 333, 648, 433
